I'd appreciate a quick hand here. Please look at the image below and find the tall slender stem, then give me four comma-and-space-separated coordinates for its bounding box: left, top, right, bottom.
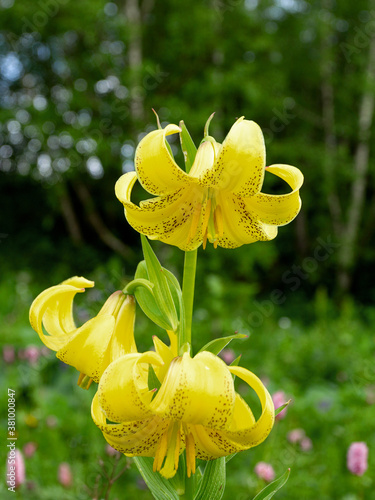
180, 249, 198, 352
181, 472, 195, 499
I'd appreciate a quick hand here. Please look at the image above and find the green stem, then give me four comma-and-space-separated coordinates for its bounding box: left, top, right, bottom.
180, 249, 198, 353
181, 473, 195, 500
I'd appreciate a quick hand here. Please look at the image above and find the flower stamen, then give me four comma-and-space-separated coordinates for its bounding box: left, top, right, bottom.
184, 426, 196, 478
77, 373, 93, 389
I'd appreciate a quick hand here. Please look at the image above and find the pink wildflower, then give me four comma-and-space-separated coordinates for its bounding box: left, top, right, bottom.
347, 442, 368, 476
300, 437, 313, 452
287, 428, 305, 444
6, 449, 25, 490
24, 346, 40, 365
105, 444, 121, 458
272, 390, 288, 420
3, 345, 15, 364
254, 462, 275, 482
23, 442, 38, 458
220, 349, 236, 365
58, 462, 73, 488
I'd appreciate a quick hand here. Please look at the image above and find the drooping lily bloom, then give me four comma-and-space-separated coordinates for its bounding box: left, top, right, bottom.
91, 340, 274, 479
29, 276, 136, 388
115, 117, 303, 250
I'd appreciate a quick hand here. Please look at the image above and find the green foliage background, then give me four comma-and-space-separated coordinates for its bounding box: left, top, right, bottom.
1, 0, 375, 498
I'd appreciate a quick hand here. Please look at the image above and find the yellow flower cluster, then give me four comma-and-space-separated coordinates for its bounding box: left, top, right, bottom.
30, 277, 274, 479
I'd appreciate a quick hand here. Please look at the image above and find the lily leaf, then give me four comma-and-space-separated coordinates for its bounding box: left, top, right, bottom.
252, 469, 290, 500
141, 235, 179, 331
198, 333, 248, 356
148, 364, 161, 394
275, 400, 291, 417
194, 457, 226, 500
133, 457, 179, 500
179, 120, 197, 173
134, 261, 172, 331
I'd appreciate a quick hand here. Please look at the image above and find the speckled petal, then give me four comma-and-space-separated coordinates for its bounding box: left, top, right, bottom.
97, 352, 163, 423
151, 351, 236, 429
107, 294, 137, 361
188, 394, 256, 460
244, 164, 303, 226
190, 424, 245, 460
215, 192, 277, 249
56, 314, 115, 383
222, 366, 274, 448
188, 140, 220, 180
91, 392, 168, 456
116, 172, 205, 250
200, 118, 265, 195
29, 277, 94, 351
134, 124, 194, 196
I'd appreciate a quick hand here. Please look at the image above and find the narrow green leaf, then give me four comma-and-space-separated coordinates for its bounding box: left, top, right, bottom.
275, 400, 291, 417
141, 236, 179, 331
133, 457, 179, 500
134, 261, 172, 330
179, 120, 197, 173
230, 355, 242, 367
194, 457, 226, 500
225, 452, 237, 463
197, 333, 248, 356
252, 469, 290, 500
162, 266, 183, 319
148, 364, 161, 396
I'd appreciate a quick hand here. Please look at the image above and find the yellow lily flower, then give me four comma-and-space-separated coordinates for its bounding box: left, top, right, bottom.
91, 342, 274, 479
115, 116, 303, 250
29, 276, 137, 388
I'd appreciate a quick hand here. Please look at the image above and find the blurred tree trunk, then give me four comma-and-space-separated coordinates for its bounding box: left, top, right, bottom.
124, 0, 144, 122
58, 183, 83, 245
337, 33, 375, 291
320, 0, 375, 293
74, 181, 135, 260
320, 1, 342, 238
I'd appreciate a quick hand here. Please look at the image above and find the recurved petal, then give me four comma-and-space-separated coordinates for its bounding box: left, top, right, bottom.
151, 351, 236, 429
188, 394, 258, 460
91, 392, 168, 456
223, 366, 274, 448
56, 314, 116, 383
189, 424, 246, 460
200, 118, 265, 195
107, 294, 137, 360
29, 277, 94, 351
244, 164, 303, 226
134, 124, 193, 196
215, 192, 277, 249
116, 173, 205, 250
97, 352, 163, 423
188, 139, 219, 180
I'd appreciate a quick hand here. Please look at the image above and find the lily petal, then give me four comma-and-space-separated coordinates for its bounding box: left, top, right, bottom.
56, 315, 115, 383
200, 118, 265, 195
190, 424, 245, 460
151, 351, 236, 429
244, 164, 303, 226
215, 192, 277, 248
29, 277, 94, 351
92, 393, 167, 456
116, 173, 205, 250
189, 140, 218, 180
105, 294, 137, 360
134, 124, 193, 196
223, 366, 274, 448
97, 352, 163, 423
